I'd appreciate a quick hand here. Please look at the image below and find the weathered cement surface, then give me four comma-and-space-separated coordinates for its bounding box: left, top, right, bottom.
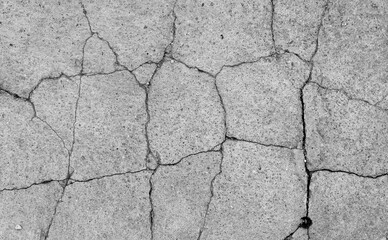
1, 0, 387, 239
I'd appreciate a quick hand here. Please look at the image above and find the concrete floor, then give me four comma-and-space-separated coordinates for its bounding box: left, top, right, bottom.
1, 0, 388, 239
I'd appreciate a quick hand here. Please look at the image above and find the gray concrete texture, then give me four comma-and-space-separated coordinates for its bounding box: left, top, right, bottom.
0, 0, 387, 239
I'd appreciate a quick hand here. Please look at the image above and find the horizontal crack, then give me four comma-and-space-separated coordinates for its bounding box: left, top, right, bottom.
225, 136, 300, 150
68, 169, 153, 185
311, 168, 388, 179
0, 179, 65, 193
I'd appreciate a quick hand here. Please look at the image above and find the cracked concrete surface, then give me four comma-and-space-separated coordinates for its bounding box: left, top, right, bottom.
1, 0, 387, 239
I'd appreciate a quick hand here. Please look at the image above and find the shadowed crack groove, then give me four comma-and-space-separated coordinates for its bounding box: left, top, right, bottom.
299, 1, 329, 239
311, 169, 388, 179
225, 135, 300, 150
270, 0, 276, 49
0, 179, 65, 193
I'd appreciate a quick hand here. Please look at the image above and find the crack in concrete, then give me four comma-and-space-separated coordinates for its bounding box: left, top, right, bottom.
270, 0, 276, 50
298, 1, 329, 239
310, 81, 388, 112
310, 169, 388, 179
225, 135, 300, 150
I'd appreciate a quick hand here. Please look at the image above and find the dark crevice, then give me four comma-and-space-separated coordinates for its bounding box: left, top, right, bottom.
225, 135, 300, 150
0, 179, 64, 193
270, 0, 276, 49
283, 225, 301, 240
311, 168, 388, 179
68, 168, 152, 185
300, 2, 329, 239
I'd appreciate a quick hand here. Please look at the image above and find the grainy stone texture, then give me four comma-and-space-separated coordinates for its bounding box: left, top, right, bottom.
200, 140, 306, 239
217, 53, 309, 148
48, 172, 152, 240
152, 152, 221, 240
0, 0, 90, 97
0, 95, 68, 189
309, 172, 388, 240
174, 0, 273, 74
148, 61, 224, 164
71, 71, 147, 180
0, 182, 62, 240
305, 83, 388, 175
2, 0, 388, 239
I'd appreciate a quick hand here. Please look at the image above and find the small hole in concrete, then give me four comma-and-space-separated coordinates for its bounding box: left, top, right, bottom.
300, 217, 312, 229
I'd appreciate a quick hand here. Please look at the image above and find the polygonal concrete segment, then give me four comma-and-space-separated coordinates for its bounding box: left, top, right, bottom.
273, 0, 327, 59
30, 76, 80, 150
0, 0, 90, 97
152, 152, 221, 240
71, 72, 147, 180
82, 0, 175, 70
133, 63, 157, 85
174, 0, 273, 74
0, 182, 63, 240
0, 95, 68, 189
304, 83, 388, 175
200, 140, 306, 240
83, 35, 119, 74
217, 53, 309, 148
48, 172, 152, 240
148, 61, 224, 165
309, 172, 388, 240
313, 0, 388, 104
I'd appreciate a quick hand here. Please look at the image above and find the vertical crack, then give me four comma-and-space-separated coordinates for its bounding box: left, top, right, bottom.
299, 1, 329, 239
270, 0, 276, 50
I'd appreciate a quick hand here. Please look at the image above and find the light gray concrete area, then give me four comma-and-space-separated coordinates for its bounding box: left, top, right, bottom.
1, 0, 387, 239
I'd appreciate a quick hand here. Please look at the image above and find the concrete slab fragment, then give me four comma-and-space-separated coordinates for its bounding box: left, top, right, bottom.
30, 76, 80, 150
48, 172, 152, 240
0, 0, 90, 97
309, 172, 388, 240
148, 61, 224, 164
152, 152, 221, 240
0, 95, 68, 189
71, 72, 147, 180
0, 182, 63, 240
83, 0, 175, 70
200, 140, 306, 239
313, 0, 388, 104
217, 53, 309, 147
174, 0, 273, 74
305, 83, 388, 175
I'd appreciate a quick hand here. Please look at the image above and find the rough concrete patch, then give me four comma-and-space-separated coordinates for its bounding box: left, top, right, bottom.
0, 95, 68, 189
148, 61, 225, 164
273, 0, 327, 59
153, 151, 221, 240
0, 0, 90, 97
48, 172, 152, 240
313, 0, 388, 104
133, 63, 157, 85
217, 53, 309, 148
174, 0, 273, 74
31, 76, 80, 150
82, 0, 176, 70
309, 172, 388, 240
304, 83, 388, 175
200, 140, 306, 239
71, 71, 147, 180
0, 182, 62, 240
83, 35, 119, 74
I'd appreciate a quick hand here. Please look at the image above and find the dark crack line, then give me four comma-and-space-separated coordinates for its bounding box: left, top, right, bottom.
300, 2, 329, 239
311, 169, 388, 179
225, 135, 300, 150
270, 0, 276, 49
0, 178, 65, 193
284, 225, 301, 240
